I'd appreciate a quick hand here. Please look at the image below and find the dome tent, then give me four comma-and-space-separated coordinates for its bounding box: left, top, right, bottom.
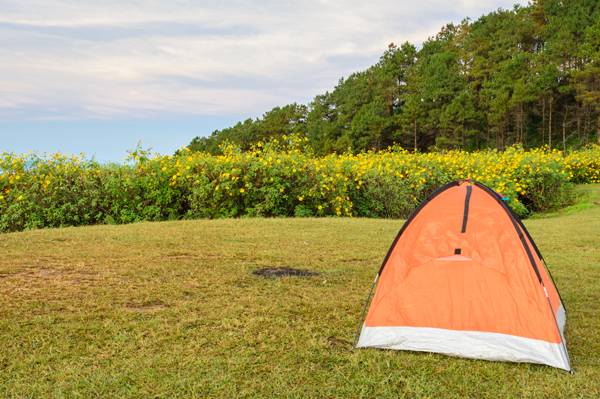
353, 179, 572, 372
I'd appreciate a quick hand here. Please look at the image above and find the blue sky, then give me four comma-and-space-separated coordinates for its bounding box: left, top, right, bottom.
1, 0, 525, 162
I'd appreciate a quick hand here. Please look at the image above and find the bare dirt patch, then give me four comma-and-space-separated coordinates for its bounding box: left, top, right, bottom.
157, 253, 201, 261
36, 269, 66, 277
164, 254, 196, 259
0, 269, 65, 278
157, 252, 224, 261
0, 269, 97, 282
327, 337, 351, 348
252, 267, 318, 277
125, 303, 166, 312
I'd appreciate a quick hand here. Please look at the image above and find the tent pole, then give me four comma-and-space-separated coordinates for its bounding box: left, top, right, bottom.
541, 258, 567, 312
542, 284, 573, 373
352, 274, 379, 350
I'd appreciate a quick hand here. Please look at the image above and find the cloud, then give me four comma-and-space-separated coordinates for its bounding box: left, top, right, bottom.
0, 0, 526, 122
0, 21, 260, 42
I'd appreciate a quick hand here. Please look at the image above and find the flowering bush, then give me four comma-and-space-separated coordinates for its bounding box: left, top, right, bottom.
1, 138, 599, 233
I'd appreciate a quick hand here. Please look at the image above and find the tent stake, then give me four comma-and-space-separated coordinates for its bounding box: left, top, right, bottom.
352, 274, 379, 350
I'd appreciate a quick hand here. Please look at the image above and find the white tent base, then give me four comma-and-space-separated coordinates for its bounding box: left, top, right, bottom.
357, 326, 570, 371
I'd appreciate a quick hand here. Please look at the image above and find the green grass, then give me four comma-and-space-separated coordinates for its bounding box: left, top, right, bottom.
529, 184, 600, 219
1, 185, 600, 398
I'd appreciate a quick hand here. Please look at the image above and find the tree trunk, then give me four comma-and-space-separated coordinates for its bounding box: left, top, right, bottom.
475, 96, 479, 150
516, 106, 520, 144
563, 97, 568, 157
487, 116, 490, 149
576, 100, 581, 140
521, 102, 525, 145
414, 118, 417, 152
597, 114, 600, 145
549, 100, 552, 151
542, 96, 546, 147
584, 108, 590, 145
597, 81, 600, 145
462, 121, 465, 151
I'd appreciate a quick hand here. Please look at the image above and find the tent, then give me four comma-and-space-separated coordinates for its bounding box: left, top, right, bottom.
354, 179, 572, 372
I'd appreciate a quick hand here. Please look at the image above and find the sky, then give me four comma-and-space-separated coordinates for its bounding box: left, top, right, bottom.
1, 0, 525, 162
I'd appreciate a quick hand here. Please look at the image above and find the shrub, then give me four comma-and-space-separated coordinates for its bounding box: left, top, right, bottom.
1, 140, 599, 233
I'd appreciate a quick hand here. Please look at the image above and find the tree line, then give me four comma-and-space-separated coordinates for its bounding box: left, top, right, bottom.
186, 0, 600, 155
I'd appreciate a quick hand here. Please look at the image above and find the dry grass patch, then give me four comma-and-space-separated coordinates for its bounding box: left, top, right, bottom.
252, 267, 319, 277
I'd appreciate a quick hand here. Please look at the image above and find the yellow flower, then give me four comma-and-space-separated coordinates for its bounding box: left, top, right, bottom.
0, 196, 3, 200
215, 185, 219, 190
18, 195, 23, 200
318, 205, 322, 210
298, 197, 303, 201
135, 155, 140, 160
240, 188, 245, 193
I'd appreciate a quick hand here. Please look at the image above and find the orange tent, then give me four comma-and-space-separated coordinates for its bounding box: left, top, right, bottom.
354, 180, 571, 372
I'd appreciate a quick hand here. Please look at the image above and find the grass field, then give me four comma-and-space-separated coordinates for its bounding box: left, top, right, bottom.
1, 185, 599, 398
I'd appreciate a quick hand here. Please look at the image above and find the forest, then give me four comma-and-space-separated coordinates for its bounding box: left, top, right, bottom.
186, 0, 600, 155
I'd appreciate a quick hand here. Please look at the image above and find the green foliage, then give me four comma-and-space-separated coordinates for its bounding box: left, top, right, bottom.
185, 104, 308, 155
185, 0, 600, 155
1, 142, 599, 233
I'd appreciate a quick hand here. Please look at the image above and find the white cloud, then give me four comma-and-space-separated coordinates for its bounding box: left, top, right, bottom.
0, 0, 526, 121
